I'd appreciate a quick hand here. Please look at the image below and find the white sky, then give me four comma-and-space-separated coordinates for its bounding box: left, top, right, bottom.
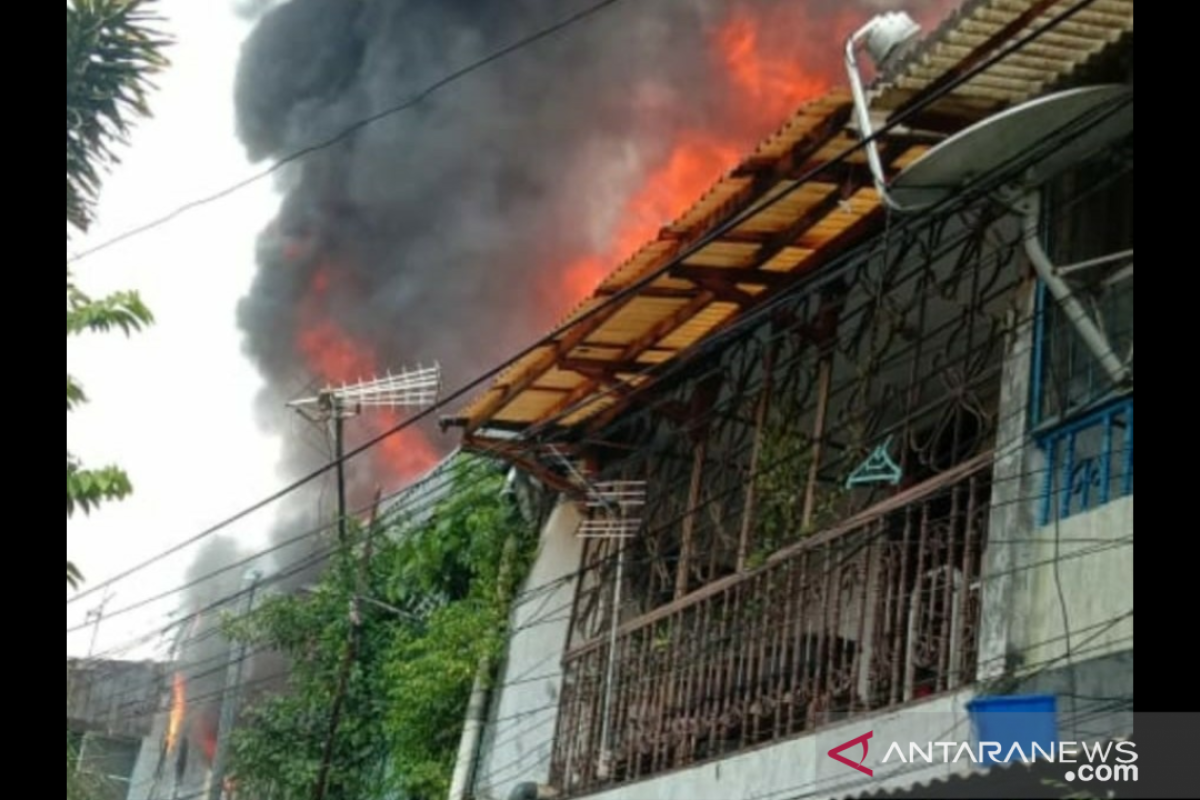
67, 2, 284, 658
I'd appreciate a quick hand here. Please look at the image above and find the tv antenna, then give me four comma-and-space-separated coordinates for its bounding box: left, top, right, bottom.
289, 363, 442, 543
578, 474, 648, 780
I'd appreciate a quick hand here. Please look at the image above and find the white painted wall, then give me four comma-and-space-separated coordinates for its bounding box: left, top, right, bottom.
473, 499, 584, 800
578, 691, 980, 800
1014, 497, 1134, 672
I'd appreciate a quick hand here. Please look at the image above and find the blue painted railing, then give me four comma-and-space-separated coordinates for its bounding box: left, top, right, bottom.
1036, 396, 1133, 525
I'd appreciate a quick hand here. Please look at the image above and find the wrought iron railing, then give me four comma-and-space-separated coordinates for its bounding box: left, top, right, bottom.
550, 457, 992, 794
1036, 395, 1133, 525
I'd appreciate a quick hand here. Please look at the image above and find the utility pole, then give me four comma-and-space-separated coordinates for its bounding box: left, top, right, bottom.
291, 367, 441, 800
328, 391, 350, 546
208, 570, 263, 800
312, 489, 381, 800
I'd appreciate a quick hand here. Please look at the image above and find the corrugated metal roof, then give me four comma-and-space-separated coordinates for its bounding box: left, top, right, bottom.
456, 0, 1133, 447
457, 91, 920, 437
874, 0, 1134, 128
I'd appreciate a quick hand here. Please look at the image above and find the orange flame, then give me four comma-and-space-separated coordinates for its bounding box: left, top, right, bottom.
714, 7, 843, 127
296, 264, 440, 483
556, 5, 842, 304
166, 672, 187, 753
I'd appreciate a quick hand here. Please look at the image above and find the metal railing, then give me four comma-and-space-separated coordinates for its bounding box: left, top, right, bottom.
1036, 395, 1133, 526
550, 457, 992, 794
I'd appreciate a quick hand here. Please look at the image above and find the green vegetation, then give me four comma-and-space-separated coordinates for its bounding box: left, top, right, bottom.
748, 420, 848, 569
227, 458, 538, 800
66, 0, 169, 588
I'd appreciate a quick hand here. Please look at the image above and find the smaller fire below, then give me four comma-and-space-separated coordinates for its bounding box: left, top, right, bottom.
166, 672, 187, 755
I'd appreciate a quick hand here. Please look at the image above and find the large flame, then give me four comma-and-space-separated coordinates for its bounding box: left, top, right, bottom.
166, 672, 187, 754
286, 1, 955, 480
558, 5, 846, 300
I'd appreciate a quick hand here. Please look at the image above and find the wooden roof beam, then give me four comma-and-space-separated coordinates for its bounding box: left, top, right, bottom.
559, 356, 666, 375
665, 100, 855, 246
462, 298, 631, 434
720, 184, 846, 271
555, 292, 717, 431
684, 273, 757, 306
463, 435, 582, 496
671, 265, 788, 288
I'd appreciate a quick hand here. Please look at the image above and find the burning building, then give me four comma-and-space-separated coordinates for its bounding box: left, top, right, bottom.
169, 1, 964, 784
147, 0, 1132, 798
229, 0, 961, 507
67, 659, 213, 800
447, 1, 1134, 799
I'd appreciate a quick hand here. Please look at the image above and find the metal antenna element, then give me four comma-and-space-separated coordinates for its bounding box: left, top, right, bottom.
288, 363, 442, 419
573, 478, 648, 781
286, 362, 443, 546
578, 481, 648, 539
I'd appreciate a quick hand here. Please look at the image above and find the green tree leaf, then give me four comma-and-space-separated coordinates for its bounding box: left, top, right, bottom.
65, 0, 169, 597
226, 458, 538, 800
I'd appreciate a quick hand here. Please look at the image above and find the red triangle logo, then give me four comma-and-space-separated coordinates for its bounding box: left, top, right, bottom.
828, 731, 874, 777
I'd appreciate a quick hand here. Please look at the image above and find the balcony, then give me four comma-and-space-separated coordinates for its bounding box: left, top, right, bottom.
550, 456, 992, 795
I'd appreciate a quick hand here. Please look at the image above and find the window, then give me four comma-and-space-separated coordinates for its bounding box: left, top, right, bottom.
1031, 147, 1133, 524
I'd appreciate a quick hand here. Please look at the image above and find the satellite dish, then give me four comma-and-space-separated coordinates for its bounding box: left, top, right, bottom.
889, 84, 1133, 210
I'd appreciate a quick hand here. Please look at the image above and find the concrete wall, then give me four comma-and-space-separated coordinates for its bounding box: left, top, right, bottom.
974, 277, 1133, 751
68, 660, 166, 740
473, 499, 584, 800
977, 282, 1134, 679
1013, 650, 1133, 746
977, 284, 1039, 681
1013, 498, 1133, 672
578, 691, 980, 800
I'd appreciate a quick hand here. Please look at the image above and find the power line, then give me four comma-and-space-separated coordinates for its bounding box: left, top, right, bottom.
76, 283, 1133, 668
78, 466, 1134, 724
65, 0, 627, 265
77, 275, 1132, 676
73, 564, 597, 737
70, 10, 1128, 786
753, 612, 1134, 800
69, 0, 1118, 608
77, 488, 1132, 794
67, 453, 502, 635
